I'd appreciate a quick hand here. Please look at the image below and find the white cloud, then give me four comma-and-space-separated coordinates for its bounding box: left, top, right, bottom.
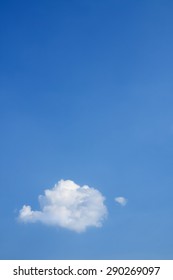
19, 179, 107, 233
114, 196, 127, 206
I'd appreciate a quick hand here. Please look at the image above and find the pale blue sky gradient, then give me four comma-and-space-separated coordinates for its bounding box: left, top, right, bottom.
0, 0, 173, 259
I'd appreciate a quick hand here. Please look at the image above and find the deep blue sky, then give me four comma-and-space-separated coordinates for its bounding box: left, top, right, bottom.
0, 0, 173, 259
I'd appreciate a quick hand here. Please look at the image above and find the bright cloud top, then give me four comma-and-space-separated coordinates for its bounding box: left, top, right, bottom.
19, 180, 107, 233
115, 196, 127, 206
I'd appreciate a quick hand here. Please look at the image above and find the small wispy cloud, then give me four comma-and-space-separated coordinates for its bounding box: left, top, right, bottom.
114, 196, 127, 206
19, 179, 107, 233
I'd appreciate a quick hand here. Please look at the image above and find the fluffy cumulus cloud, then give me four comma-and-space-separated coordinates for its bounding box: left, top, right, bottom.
19, 180, 107, 233
114, 196, 127, 206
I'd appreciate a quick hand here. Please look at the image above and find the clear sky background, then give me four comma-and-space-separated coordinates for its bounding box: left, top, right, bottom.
0, 0, 173, 259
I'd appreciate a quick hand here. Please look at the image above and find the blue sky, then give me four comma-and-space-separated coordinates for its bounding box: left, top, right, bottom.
0, 0, 173, 259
